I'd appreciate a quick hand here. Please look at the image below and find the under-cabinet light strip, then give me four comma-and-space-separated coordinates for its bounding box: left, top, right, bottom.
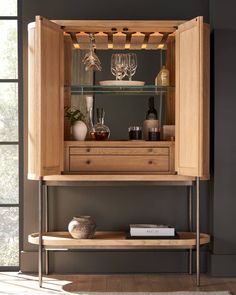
68, 31, 172, 50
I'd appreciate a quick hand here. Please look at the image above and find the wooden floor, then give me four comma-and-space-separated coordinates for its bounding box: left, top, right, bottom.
0, 273, 236, 294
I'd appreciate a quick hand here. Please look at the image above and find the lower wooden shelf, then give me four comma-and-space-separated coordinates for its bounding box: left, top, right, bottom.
28, 231, 210, 250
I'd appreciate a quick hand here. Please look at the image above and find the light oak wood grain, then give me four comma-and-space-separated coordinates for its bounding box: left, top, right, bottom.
52, 20, 185, 33
42, 174, 194, 182
175, 17, 209, 178
27, 16, 210, 180
69, 147, 169, 156
146, 32, 163, 49
165, 37, 175, 125
69, 155, 170, 173
113, 32, 126, 49
63, 35, 72, 140
28, 231, 210, 249
28, 16, 64, 180
64, 141, 175, 174
65, 140, 175, 147
202, 23, 210, 179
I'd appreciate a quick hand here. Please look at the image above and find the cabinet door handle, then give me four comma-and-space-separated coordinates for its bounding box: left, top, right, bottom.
86, 160, 91, 165
148, 160, 153, 164
148, 148, 153, 153
86, 148, 91, 152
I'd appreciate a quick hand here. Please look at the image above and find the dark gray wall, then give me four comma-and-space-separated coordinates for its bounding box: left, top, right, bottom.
209, 0, 236, 276
94, 50, 163, 140
21, 0, 212, 274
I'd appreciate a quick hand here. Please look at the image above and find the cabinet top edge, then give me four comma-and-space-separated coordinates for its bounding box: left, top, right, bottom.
64, 141, 175, 147
53, 19, 184, 33
41, 174, 194, 183
27, 17, 208, 33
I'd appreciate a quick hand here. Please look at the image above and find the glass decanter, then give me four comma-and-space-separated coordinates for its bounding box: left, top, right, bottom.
94, 108, 110, 140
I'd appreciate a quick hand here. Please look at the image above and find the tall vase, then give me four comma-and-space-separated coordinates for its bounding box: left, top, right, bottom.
72, 120, 87, 141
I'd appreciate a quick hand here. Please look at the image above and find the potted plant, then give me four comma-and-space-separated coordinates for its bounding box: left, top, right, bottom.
64, 106, 87, 141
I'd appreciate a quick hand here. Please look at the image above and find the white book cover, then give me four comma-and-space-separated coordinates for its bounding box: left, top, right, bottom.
130, 224, 175, 236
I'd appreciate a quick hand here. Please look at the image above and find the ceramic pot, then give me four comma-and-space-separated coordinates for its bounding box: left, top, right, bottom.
72, 120, 87, 141
68, 216, 96, 239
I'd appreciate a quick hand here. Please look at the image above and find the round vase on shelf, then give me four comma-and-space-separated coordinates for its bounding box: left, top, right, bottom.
68, 216, 96, 239
71, 120, 87, 141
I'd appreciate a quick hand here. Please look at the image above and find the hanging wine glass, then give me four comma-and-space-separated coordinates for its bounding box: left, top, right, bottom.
82, 33, 102, 71
126, 53, 137, 81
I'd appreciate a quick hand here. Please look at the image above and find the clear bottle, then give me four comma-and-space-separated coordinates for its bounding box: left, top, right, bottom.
85, 96, 95, 140
94, 108, 110, 140
155, 65, 169, 87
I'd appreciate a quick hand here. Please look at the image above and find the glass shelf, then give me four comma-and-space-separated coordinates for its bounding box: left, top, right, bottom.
70, 85, 175, 96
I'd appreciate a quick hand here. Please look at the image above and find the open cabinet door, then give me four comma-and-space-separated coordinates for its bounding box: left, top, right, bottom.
28, 16, 64, 180
175, 17, 210, 178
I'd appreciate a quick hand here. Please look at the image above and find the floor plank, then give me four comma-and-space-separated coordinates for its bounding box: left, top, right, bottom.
0, 272, 235, 294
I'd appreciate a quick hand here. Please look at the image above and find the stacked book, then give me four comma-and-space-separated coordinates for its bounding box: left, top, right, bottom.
128, 224, 177, 239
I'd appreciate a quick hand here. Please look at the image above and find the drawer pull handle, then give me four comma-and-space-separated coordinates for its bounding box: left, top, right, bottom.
86, 148, 91, 152
148, 148, 153, 153
148, 160, 153, 164
86, 160, 91, 165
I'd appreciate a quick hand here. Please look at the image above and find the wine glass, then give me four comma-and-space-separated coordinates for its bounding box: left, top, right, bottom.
83, 33, 102, 71
126, 53, 137, 81
111, 54, 117, 78
111, 54, 128, 80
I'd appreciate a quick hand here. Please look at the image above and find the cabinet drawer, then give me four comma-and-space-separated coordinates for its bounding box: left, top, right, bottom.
69, 155, 169, 172
70, 147, 169, 156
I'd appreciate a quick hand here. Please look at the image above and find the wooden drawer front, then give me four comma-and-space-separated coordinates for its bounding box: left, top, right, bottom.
69, 147, 169, 156
69, 155, 169, 172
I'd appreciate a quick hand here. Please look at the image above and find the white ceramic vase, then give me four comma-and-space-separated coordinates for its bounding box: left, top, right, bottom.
72, 120, 87, 141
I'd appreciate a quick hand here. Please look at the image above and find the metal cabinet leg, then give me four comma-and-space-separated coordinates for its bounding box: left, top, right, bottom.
39, 178, 43, 288
44, 184, 49, 275
188, 185, 193, 275
196, 177, 200, 286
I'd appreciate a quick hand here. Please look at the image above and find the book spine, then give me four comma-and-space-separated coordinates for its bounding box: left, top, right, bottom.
130, 228, 175, 236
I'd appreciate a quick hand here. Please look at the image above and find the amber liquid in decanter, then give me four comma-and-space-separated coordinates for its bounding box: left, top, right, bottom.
94, 108, 110, 141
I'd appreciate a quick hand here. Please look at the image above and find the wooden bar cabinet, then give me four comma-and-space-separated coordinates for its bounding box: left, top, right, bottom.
27, 16, 210, 287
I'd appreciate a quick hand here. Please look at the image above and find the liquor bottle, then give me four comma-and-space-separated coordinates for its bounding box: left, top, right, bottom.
155, 65, 169, 87
146, 96, 157, 120
143, 96, 159, 140
94, 108, 110, 140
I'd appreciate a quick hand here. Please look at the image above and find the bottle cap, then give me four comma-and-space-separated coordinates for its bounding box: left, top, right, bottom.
128, 126, 142, 131
149, 127, 158, 132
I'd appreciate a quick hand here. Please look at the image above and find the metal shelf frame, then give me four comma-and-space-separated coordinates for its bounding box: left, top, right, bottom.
37, 177, 202, 287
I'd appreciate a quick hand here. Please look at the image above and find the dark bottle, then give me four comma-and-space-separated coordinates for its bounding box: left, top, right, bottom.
143, 96, 159, 140
128, 126, 142, 140
148, 127, 160, 141
146, 96, 157, 120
